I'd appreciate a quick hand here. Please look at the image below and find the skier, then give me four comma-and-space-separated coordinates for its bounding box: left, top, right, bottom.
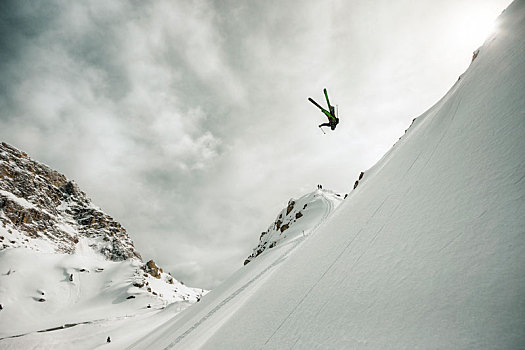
308, 88, 339, 132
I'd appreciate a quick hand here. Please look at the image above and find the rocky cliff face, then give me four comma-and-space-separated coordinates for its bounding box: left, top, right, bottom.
0, 142, 140, 261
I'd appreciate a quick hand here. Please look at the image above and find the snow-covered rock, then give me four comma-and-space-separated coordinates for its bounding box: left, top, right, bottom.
0, 142, 139, 259
244, 189, 343, 265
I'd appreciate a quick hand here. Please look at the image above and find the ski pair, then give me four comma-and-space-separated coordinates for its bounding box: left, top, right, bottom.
308, 88, 336, 122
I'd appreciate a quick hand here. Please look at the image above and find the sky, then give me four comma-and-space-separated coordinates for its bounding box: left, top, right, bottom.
0, 0, 513, 289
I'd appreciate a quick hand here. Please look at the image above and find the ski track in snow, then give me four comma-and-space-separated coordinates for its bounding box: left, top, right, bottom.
0, 313, 138, 341
164, 193, 336, 349
420, 97, 462, 170
264, 182, 419, 346
262, 206, 382, 346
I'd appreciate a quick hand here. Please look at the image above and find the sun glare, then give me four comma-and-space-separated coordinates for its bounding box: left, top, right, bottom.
459, 12, 499, 49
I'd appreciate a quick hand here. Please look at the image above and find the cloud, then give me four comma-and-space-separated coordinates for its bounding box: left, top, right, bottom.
0, 0, 235, 281
0, 0, 513, 289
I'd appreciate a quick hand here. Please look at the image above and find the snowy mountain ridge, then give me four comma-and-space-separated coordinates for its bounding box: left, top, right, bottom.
244, 188, 344, 265
0, 142, 206, 346
0, 141, 138, 259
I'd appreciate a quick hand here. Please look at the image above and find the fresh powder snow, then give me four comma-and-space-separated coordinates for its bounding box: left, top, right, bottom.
128, 1, 524, 349
0, 240, 205, 349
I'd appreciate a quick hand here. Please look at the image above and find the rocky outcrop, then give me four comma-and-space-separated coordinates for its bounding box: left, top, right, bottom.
145, 259, 162, 279
244, 189, 344, 266
0, 142, 140, 261
472, 48, 480, 62
286, 200, 295, 215
243, 198, 306, 265
353, 171, 365, 190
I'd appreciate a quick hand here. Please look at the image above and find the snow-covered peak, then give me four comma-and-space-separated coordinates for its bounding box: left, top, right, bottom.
0, 143, 207, 347
0, 142, 139, 260
244, 188, 344, 265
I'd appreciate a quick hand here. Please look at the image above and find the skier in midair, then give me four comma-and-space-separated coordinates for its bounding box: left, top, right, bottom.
308, 88, 339, 132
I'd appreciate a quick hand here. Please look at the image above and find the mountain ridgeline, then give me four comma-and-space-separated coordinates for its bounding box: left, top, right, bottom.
0, 142, 139, 260
244, 189, 344, 265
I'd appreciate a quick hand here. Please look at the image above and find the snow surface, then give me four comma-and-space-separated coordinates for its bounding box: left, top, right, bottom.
0, 190, 36, 210
128, 2, 525, 349
0, 239, 205, 349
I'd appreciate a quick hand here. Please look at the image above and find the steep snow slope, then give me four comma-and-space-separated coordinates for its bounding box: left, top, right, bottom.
131, 1, 524, 349
130, 189, 342, 349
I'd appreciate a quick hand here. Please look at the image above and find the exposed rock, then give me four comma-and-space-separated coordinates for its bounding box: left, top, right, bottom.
405, 118, 417, 134
145, 260, 161, 279
0, 142, 141, 261
244, 190, 343, 266
472, 48, 480, 62
63, 181, 77, 196
286, 200, 295, 215
353, 172, 365, 190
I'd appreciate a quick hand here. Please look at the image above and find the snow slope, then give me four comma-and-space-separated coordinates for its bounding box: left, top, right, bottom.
0, 240, 205, 349
129, 189, 343, 349
131, 1, 525, 349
